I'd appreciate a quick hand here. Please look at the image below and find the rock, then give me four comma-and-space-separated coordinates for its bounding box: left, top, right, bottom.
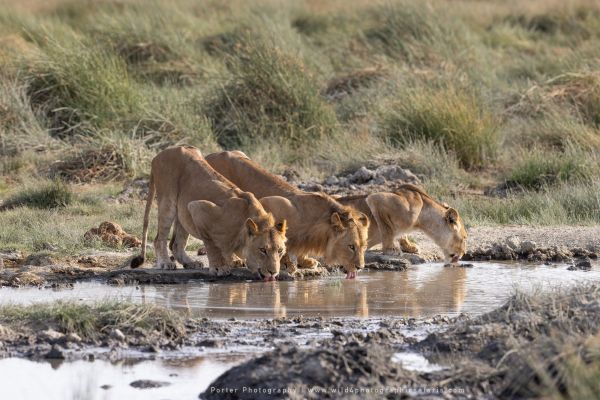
324, 175, 339, 186
130, 379, 171, 389
65, 333, 82, 343
39, 329, 65, 343
349, 166, 375, 184
0, 258, 3, 270
23, 253, 55, 266
504, 236, 522, 251
519, 240, 537, 254
0, 249, 23, 262
568, 258, 592, 271
100, 384, 112, 390
109, 329, 125, 342
84, 221, 141, 248
45, 345, 65, 359
374, 165, 420, 184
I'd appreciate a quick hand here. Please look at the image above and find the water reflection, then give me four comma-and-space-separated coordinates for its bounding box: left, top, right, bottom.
1, 262, 598, 319
0, 356, 239, 400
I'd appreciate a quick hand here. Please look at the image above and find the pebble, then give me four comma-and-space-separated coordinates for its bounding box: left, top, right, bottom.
109, 329, 125, 342
130, 379, 171, 389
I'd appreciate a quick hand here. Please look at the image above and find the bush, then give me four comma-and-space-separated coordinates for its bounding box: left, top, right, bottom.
204, 36, 339, 149
505, 148, 597, 190
24, 34, 143, 138
2, 180, 73, 210
379, 86, 498, 169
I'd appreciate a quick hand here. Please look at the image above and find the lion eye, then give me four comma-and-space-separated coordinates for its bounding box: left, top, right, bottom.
259, 248, 267, 255
348, 244, 356, 252
278, 248, 284, 255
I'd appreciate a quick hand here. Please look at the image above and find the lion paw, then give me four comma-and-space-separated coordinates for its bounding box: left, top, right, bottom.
158, 260, 177, 270
183, 261, 203, 269
298, 257, 320, 269
399, 237, 419, 254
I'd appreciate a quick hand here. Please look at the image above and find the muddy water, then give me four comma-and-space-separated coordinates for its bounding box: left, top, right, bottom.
1, 262, 598, 318
0, 356, 239, 400
1, 262, 599, 399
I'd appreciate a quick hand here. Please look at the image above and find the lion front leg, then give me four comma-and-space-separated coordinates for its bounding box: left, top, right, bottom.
204, 241, 229, 276
399, 236, 419, 254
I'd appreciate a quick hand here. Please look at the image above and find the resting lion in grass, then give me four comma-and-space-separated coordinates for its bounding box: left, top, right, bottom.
131, 146, 287, 280
338, 185, 467, 263
205, 151, 369, 279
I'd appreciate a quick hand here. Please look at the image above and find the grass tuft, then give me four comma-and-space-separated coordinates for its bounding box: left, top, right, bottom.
379, 85, 498, 169
2, 180, 73, 210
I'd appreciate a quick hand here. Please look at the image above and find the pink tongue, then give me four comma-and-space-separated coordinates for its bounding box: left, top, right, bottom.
345, 271, 356, 279
263, 276, 270, 282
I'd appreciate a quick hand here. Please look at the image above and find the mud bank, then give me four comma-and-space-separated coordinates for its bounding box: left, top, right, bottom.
202, 284, 600, 399
0, 250, 411, 288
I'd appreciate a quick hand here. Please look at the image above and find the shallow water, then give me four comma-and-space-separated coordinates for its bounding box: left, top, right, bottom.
1, 262, 599, 399
0, 356, 239, 400
1, 262, 598, 318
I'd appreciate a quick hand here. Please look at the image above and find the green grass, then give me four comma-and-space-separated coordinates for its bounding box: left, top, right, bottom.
379, 85, 499, 169
1, 0, 600, 242
2, 180, 73, 210
0, 301, 186, 341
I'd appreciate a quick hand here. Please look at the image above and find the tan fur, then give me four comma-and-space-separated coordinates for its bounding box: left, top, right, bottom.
337, 185, 467, 262
205, 151, 370, 274
132, 146, 287, 279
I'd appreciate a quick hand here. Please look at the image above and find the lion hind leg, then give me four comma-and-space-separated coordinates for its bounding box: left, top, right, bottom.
153, 197, 177, 270
172, 220, 203, 269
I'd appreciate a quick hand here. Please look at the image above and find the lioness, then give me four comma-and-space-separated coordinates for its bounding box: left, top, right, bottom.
205, 151, 369, 279
337, 185, 467, 263
131, 146, 287, 280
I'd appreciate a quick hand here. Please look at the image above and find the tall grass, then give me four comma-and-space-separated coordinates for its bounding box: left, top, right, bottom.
379, 85, 499, 169
205, 35, 339, 151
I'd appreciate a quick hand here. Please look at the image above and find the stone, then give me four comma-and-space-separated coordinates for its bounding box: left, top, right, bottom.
519, 240, 537, 254
39, 329, 65, 343
45, 345, 65, 359
324, 176, 339, 186
504, 236, 522, 251
109, 329, 125, 342
374, 165, 420, 184
349, 166, 375, 184
568, 258, 592, 271
130, 380, 171, 389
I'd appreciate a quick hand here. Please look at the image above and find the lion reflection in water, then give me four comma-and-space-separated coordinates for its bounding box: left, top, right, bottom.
139, 267, 466, 318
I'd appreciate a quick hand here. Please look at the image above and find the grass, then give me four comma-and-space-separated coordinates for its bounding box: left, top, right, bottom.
378, 85, 499, 169
0, 0, 600, 254
0, 301, 186, 341
1, 180, 73, 210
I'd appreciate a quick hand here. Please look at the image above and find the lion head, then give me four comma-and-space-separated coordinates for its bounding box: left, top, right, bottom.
324, 210, 370, 278
241, 216, 287, 281
439, 207, 467, 263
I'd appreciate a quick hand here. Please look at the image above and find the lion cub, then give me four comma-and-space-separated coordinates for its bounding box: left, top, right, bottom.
131, 146, 287, 280
338, 185, 467, 263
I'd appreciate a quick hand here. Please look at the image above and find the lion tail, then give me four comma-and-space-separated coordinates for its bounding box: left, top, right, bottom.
131, 173, 155, 268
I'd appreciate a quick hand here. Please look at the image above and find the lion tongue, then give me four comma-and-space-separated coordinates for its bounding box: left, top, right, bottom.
345, 271, 356, 279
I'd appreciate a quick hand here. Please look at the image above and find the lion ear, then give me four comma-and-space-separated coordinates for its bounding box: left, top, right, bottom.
356, 212, 370, 228
445, 208, 459, 225
275, 219, 287, 235
246, 218, 259, 236
330, 212, 344, 231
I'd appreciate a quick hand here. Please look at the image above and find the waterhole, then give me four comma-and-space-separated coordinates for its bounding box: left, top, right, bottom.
1, 262, 598, 399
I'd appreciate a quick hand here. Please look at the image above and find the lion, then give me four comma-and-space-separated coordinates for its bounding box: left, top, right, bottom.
131, 146, 287, 281
337, 185, 467, 263
205, 151, 370, 279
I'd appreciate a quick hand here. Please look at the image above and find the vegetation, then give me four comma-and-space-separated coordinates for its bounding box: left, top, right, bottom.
0, 301, 186, 340
1, 0, 600, 255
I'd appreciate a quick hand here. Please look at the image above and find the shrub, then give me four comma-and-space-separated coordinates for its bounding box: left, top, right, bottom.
24, 34, 143, 138
2, 180, 73, 210
205, 36, 339, 149
379, 86, 498, 169
505, 148, 597, 190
